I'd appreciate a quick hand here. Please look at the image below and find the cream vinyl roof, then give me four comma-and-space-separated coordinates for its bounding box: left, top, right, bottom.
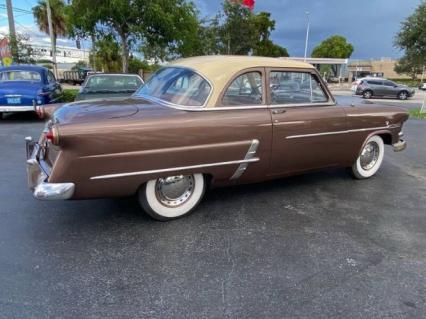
170, 55, 314, 107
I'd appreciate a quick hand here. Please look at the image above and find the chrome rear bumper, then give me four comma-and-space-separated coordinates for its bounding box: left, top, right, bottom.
0, 105, 35, 112
393, 139, 407, 152
26, 136, 74, 200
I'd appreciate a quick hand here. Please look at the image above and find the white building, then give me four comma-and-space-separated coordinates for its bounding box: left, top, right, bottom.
24, 42, 90, 68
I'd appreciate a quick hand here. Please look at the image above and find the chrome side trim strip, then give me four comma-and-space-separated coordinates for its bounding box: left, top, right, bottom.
136, 94, 336, 112
286, 124, 400, 139
91, 158, 260, 180
146, 101, 336, 112
230, 139, 260, 180
82, 140, 252, 159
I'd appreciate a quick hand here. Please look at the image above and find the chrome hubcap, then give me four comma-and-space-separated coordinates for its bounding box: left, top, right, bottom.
360, 141, 379, 170
400, 93, 407, 99
155, 175, 194, 207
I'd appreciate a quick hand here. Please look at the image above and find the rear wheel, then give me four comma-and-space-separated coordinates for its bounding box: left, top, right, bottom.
362, 90, 373, 99
138, 173, 206, 221
398, 91, 408, 100
351, 135, 384, 179
0, 112, 3, 120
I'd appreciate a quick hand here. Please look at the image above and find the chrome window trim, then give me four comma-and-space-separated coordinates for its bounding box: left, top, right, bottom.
267, 68, 335, 106
134, 66, 338, 112
220, 69, 266, 108
144, 101, 337, 112
133, 66, 214, 108
91, 158, 260, 180
286, 124, 400, 139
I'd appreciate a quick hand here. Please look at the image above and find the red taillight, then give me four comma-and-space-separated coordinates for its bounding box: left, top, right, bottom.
45, 127, 59, 145
35, 105, 45, 119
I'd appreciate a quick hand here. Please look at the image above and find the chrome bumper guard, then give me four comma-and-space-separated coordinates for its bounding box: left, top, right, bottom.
25, 136, 75, 200
393, 139, 407, 152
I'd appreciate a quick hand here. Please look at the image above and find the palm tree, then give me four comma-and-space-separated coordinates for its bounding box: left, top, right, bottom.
32, 0, 67, 54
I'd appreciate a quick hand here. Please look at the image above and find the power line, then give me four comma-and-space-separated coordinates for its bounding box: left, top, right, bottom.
0, 4, 33, 14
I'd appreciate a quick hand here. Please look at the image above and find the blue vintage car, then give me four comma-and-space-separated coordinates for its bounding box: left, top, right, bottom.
0, 65, 62, 119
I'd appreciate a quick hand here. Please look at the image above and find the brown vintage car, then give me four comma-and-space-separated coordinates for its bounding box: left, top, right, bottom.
26, 56, 408, 221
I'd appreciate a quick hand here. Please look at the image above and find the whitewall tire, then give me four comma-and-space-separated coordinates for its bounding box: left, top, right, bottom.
138, 173, 206, 221
351, 135, 385, 179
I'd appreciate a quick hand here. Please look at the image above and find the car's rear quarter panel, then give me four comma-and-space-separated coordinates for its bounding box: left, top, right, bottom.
342, 105, 408, 163
49, 106, 272, 199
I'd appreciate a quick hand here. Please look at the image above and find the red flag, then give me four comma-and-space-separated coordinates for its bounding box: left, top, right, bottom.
229, 0, 255, 11
243, 0, 255, 11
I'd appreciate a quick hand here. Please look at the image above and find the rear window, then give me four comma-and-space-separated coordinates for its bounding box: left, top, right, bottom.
85, 75, 143, 92
0, 70, 41, 82
135, 67, 211, 107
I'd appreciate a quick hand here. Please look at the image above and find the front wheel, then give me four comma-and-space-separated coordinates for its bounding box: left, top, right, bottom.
351, 135, 384, 179
138, 173, 206, 221
398, 91, 408, 100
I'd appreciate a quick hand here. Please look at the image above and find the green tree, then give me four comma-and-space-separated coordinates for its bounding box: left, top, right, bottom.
394, 2, 426, 78
252, 12, 289, 57
89, 36, 122, 72
141, 0, 201, 61
311, 35, 354, 59
194, 19, 223, 55
8, 33, 39, 64
32, 0, 67, 56
195, 2, 289, 57
67, 0, 200, 71
394, 54, 424, 79
220, 1, 257, 55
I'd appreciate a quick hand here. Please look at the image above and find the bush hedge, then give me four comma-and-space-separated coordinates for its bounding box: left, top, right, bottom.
389, 78, 423, 88
60, 89, 79, 103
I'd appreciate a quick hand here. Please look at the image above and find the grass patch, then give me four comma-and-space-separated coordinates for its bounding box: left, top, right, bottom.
408, 108, 426, 120
60, 89, 79, 103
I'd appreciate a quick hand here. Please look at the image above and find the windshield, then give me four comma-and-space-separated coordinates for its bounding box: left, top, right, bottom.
135, 67, 211, 107
85, 75, 143, 92
0, 70, 41, 82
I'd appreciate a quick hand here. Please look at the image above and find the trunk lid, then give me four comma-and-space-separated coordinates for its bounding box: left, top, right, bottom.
53, 97, 154, 124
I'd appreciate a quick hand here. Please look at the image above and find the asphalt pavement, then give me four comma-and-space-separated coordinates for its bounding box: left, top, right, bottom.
0, 101, 425, 318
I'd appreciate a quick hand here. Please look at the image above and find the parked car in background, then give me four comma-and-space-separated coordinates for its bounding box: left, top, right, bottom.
352, 77, 415, 100
0, 65, 62, 119
75, 74, 144, 101
419, 83, 426, 90
61, 67, 92, 85
26, 56, 408, 221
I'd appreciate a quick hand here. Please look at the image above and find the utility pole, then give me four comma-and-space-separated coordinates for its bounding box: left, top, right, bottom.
46, 0, 58, 78
5, 0, 18, 62
304, 11, 310, 62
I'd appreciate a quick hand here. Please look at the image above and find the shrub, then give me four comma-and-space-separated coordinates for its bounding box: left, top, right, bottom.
60, 89, 79, 103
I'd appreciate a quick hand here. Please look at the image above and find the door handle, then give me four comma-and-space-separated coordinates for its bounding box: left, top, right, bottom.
272, 109, 286, 114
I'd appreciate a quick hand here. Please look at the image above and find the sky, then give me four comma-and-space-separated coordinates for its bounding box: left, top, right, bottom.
0, 0, 423, 59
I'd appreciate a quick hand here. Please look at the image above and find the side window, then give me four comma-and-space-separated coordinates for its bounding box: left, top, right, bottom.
47, 71, 56, 83
269, 71, 328, 105
367, 80, 383, 85
383, 80, 396, 87
222, 72, 263, 106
